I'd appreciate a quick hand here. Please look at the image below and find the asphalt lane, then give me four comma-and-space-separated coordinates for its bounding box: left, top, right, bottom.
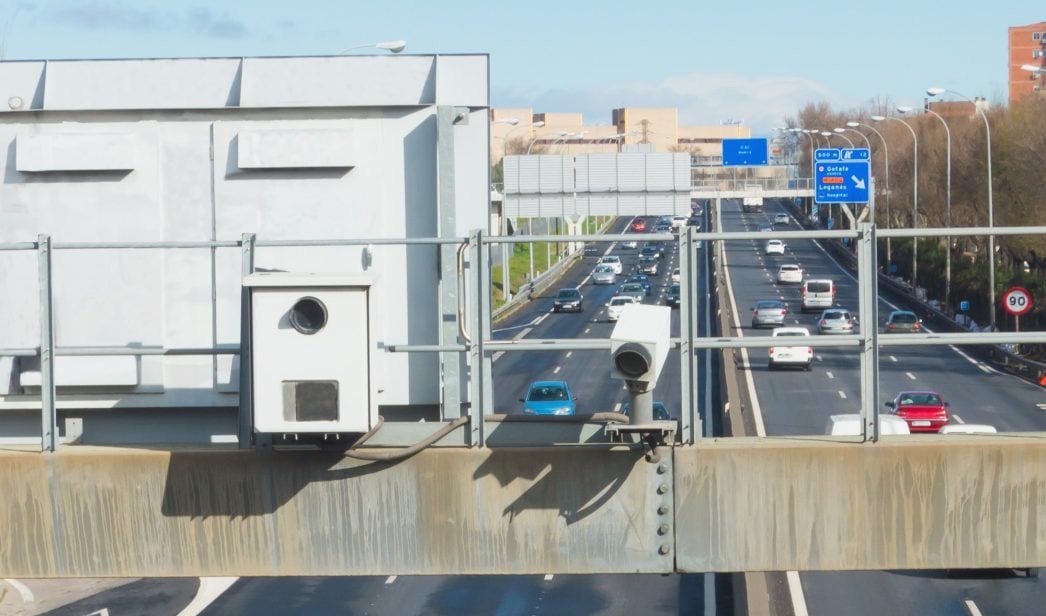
720, 197, 1045, 616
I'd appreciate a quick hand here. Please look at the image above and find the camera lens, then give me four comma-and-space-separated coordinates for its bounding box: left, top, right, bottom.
289, 297, 327, 335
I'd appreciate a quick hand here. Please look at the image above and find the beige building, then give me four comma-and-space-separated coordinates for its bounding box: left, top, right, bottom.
490, 107, 752, 165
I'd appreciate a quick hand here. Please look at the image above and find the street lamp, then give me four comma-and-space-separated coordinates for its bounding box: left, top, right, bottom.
872, 113, 919, 293
1021, 64, 1045, 74
527, 130, 567, 155
917, 101, 953, 309
849, 120, 891, 268
840, 126, 870, 148
338, 40, 407, 54
927, 87, 996, 329
822, 131, 853, 147
832, 128, 856, 147
499, 120, 543, 161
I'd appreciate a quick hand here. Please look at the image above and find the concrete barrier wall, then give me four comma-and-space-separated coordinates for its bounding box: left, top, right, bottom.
1, 437, 1042, 577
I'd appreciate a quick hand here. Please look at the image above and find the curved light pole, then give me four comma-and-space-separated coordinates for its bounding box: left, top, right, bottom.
832, 128, 856, 147
928, 87, 995, 328
500, 120, 543, 161
527, 130, 567, 155
338, 40, 407, 54
918, 103, 953, 308
872, 113, 919, 292
849, 120, 891, 269
841, 126, 870, 148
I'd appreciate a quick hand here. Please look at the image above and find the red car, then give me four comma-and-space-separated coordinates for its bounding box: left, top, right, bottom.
885, 391, 950, 432
629, 218, 647, 232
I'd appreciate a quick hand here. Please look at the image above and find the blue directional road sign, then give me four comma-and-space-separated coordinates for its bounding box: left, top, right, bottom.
814, 148, 870, 204
722, 138, 768, 166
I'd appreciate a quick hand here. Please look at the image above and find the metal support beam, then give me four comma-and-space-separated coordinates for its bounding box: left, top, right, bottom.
678, 227, 699, 443
238, 233, 256, 449
437, 106, 463, 419
857, 222, 881, 442
37, 235, 57, 452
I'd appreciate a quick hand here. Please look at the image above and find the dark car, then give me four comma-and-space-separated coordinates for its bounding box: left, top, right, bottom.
644, 241, 667, 257
552, 287, 584, 313
687, 214, 702, 228
617, 283, 647, 302
638, 256, 659, 275
639, 245, 661, 260
625, 274, 653, 296
666, 283, 680, 308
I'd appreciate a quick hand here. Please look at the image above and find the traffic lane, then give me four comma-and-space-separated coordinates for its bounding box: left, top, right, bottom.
38, 578, 198, 616
801, 568, 1045, 616
200, 573, 710, 616
733, 202, 1046, 433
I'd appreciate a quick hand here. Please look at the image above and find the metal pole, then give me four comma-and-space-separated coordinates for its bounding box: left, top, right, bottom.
238, 233, 256, 449
859, 122, 891, 275
981, 108, 996, 330
925, 109, 952, 309
437, 106, 463, 419
857, 220, 881, 443
887, 117, 918, 292
528, 218, 534, 282
37, 234, 57, 452
501, 210, 511, 303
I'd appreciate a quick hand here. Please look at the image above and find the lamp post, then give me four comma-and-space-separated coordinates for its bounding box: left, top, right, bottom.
927, 87, 995, 329
527, 130, 567, 155
832, 128, 856, 147
849, 121, 891, 269
917, 103, 953, 309
872, 113, 919, 293
338, 40, 407, 54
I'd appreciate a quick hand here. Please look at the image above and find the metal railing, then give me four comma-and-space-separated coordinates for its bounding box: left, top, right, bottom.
2, 221, 1044, 451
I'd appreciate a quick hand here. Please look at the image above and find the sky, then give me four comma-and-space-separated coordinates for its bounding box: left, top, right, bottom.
0, 1, 1041, 136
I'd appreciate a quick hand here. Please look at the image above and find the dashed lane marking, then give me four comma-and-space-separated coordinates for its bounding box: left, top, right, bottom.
838, 391, 847, 399
964, 599, 983, 616
906, 372, 917, 380
826, 371, 834, 379
613, 402, 622, 413
565, 351, 572, 358
544, 574, 555, 581
584, 328, 591, 334
953, 414, 965, 424
386, 576, 398, 584
889, 355, 898, 362
1036, 403, 1046, 411
553, 366, 561, 374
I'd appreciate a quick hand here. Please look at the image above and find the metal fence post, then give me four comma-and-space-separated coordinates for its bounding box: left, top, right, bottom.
470, 229, 491, 447
437, 106, 463, 419
238, 233, 256, 449
37, 234, 57, 452
678, 227, 698, 443
857, 221, 881, 442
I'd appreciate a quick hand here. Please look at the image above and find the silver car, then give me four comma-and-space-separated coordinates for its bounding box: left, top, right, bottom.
591, 264, 617, 285
751, 299, 787, 329
818, 309, 856, 334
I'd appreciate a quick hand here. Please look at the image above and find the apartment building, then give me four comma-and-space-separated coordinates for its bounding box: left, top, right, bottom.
1009, 21, 1046, 104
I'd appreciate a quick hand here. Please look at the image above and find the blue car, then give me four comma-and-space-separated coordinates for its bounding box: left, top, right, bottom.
520, 380, 577, 416
624, 274, 653, 296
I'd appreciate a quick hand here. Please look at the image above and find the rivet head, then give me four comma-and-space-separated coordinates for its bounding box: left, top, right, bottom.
657, 505, 669, 515
657, 483, 669, 495
659, 544, 671, 555
658, 524, 670, 535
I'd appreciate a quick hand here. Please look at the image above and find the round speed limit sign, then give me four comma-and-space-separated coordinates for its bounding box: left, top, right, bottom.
1003, 286, 1033, 317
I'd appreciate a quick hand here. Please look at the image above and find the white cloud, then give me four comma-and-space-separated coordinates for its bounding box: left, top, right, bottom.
494, 71, 860, 136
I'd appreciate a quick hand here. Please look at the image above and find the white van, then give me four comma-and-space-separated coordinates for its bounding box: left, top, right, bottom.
802, 279, 835, 312
826, 414, 911, 436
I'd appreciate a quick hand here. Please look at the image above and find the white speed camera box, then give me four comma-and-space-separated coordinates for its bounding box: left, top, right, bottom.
244, 272, 376, 434
610, 304, 671, 383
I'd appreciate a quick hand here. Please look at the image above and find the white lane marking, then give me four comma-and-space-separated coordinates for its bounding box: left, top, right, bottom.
978, 364, 993, 374
584, 328, 591, 334
492, 314, 541, 334
953, 414, 965, 424
385, 575, 397, 584
613, 402, 623, 413
816, 355, 823, 362
565, 351, 573, 358
84, 611, 110, 616
889, 355, 898, 362
964, 599, 984, 616
534, 314, 548, 326
786, 570, 810, 616
544, 574, 555, 581
2, 579, 34, 603
906, 371, 917, 381
838, 391, 847, 399
1036, 403, 1046, 411
721, 224, 766, 437
826, 371, 834, 379
177, 577, 239, 616
553, 366, 561, 374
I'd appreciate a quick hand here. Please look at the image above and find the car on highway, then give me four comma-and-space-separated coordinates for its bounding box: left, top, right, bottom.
940, 424, 998, 434
777, 264, 804, 284
885, 390, 950, 433
671, 215, 687, 229
617, 282, 647, 302
765, 239, 785, 255
665, 283, 680, 308
629, 218, 647, 232
885, 310, 922, 333
671, 268, 680, 284
655, 222, 673, 233
751, 299, 788, 329
621, 238, 638, 249
817, 308, 856, 335
591, 263, 617, 285
624, 273, 653, 296
773, 212, 790, 226
599, 255, 623, 274
758, 224, 773, 233
520, 380, 577, 416
606, 295, 639, 321
638, 256, 659, 275
801, 279, 836, 312
552, 287, 584, 313
768, 326, 813, 371
645, 241, 667, 258
639, 245, 661, 260
687, 214, 702, 227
